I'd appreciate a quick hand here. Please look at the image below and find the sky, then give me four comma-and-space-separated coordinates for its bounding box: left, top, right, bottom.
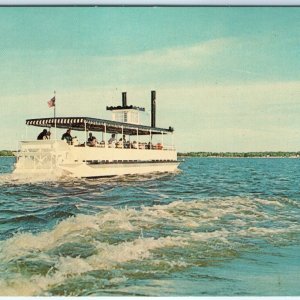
0, 7, 300, 152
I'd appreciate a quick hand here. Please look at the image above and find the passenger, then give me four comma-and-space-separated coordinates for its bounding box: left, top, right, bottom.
116, 138, 123, 148
72, 137, 79, 146
108, 134, 116, 144
132, 141, 137, 149
61, 129, 73, 144
37, 129, 48, 140
45, 131, 51, 140
87, 132, 97, 146
108, 134, 116, 147
88, 132, 96, 143
125, 141, 130, 149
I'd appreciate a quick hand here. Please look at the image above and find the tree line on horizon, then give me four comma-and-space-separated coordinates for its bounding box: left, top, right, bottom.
178, 151, 300, 158
1, 150, 300, 158
0, 150, 14, 156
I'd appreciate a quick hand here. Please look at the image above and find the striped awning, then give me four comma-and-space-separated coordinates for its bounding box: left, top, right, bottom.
25, 117, 174, 135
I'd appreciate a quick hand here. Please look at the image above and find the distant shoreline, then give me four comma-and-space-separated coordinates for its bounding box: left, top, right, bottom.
178, 156, 299, 159
1, 150, 299, 159
0, 150, 14, 157
178, 152, 300, 158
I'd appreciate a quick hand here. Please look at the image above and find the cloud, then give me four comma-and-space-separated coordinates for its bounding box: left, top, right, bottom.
103, 37, 235, 69
2, 65, 300, 151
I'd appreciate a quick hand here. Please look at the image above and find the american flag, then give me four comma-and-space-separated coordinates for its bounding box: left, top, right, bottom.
47, 96, 55, 108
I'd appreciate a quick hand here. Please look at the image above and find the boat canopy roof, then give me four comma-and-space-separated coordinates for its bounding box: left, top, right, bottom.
26, 117, 174, 135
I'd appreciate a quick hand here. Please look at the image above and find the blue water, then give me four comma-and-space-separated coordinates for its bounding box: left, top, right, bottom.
0, 156, 300, 296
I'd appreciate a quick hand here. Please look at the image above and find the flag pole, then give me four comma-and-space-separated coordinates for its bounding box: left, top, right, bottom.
54, 90, 57, 140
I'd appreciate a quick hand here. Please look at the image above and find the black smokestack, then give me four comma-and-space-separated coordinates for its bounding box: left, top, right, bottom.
122, 92, 127, 107
151, 90, 156, 128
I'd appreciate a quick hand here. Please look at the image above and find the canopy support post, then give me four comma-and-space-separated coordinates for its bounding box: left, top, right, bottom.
54, 91, 57, 140
84, 120, 87, 147
172, 132, 174, 150
121, 126, 124, 149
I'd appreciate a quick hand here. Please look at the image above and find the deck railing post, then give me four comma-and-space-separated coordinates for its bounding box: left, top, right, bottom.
104, 123, 107, 148
137, 128, 139, 150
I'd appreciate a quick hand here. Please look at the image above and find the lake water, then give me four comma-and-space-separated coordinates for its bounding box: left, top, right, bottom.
0, 156, 300, 296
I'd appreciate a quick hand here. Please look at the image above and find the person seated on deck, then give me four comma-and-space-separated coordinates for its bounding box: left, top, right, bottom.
124, 141, 130, 149
132, 141, 137, 149
139, 143, 146, 149
108, 134, 116, 148
87, 132, 97, 147
72, 137, 79, 146
44, 131, 51, 140
37, 129, 48, 140
156, 143, 163, 150
116, 138, 123, 148
108, 134, 116, 143
61, 129, 73, 144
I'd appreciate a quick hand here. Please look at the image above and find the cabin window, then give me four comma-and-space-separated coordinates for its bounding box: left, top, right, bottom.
112, 110, 139, 124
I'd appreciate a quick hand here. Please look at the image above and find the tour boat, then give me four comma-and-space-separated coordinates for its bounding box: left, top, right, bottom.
14, 91, 180, 178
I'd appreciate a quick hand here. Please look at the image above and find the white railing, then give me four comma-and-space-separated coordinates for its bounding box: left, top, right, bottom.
76, 142, 176, 151
16, 140, 69, 170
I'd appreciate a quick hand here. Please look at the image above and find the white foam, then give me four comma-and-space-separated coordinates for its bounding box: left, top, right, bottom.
238, 224, 300, 237
0, 172, 61, 185
1, 196, 299, 296
0, 235, 187, 296
190, 228, 230, 242
254, 198, 284, 207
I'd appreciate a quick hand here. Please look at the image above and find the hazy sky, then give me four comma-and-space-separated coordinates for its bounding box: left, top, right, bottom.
0, 7, 300, 152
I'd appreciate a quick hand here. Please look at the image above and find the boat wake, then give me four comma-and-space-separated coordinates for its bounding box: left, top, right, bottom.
0, 196, 299, 296
0, 173, 64, 185
0, 170, 178, 186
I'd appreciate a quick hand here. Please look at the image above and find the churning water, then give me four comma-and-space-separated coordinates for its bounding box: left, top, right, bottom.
0, 156, 300, 296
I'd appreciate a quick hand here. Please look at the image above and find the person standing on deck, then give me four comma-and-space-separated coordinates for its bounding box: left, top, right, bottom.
37, 129, 48, 140
61, 129, 73, 144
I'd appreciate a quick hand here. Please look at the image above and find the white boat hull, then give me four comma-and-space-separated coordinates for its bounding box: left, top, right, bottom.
14, 140, 180, 179
59, 161, 179, 178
